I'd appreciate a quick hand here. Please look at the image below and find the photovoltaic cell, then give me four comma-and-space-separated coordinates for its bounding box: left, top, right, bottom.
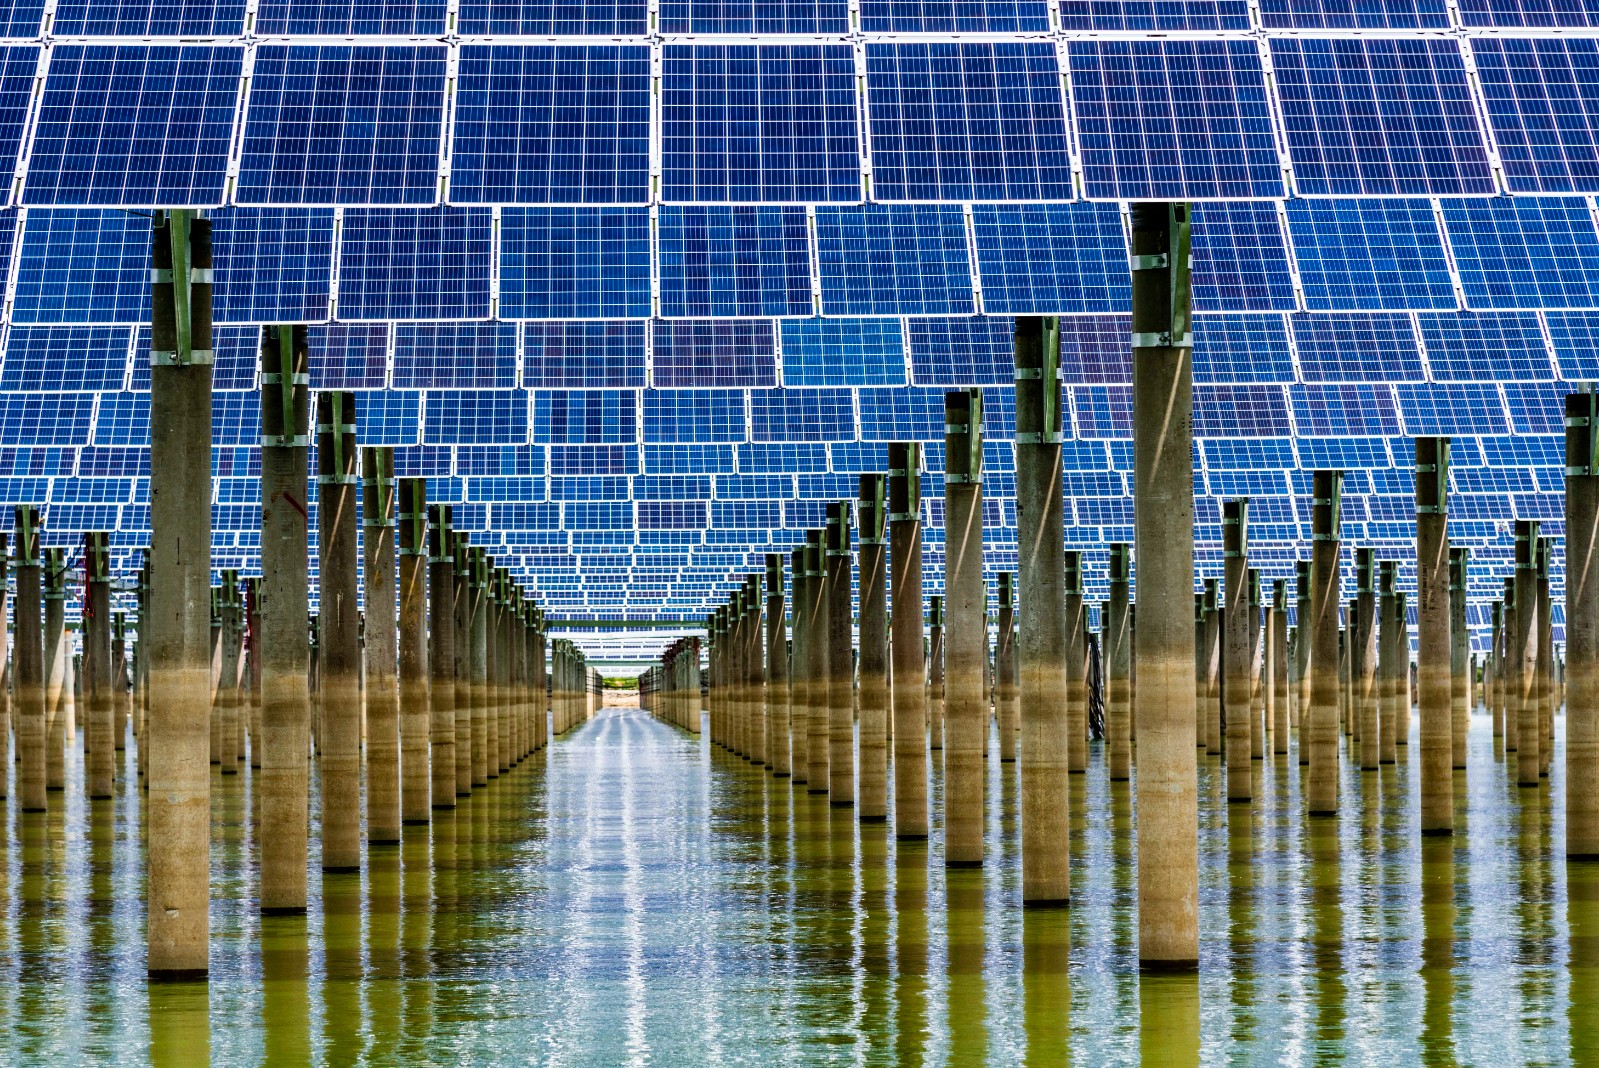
308, 324, 388, 390
658, 206, 812, 320
905, 317, 1009, 386
1194, 385, 1291, 437
1442, 197, 1599, 310
750, 388, 853, 442
354, 391, 422, 446
255, 0, 445, 34
1396, 382, 1510, 435
0, 325, 131, 391
815, 205, 975, 317
663, 0, 848, 32
862, 0, 1047, 31
661, 45, 861, 204
1292, 313, 1424, 383
449, 46, 650, 206
25, 46, 241, 208
1458, 0, 1599, 26
1286, 200, 1456, 311
522, 322, 646, 389
498, 208, 650, 320
457, 0, 645, 34
0, 1, 40, 36
1071, 385, 1132, 438
423, 390, 529, 445
1270, 38, 1495, 197
1193, 314, 1295, 384
1057, 315, 1132, 384
1289, 384, 1401, 435
337, 208, 493, 322
1416, 311, 1553, 381
857, 386, 947, 441
13, 209, 147, 324
866, 42, 1072, 202
392, 323, 518, 390
237, 46, 446, 207
1474, 38, 1599, 194
1545, 310, 1599, 379
642, 389, 747, 443
971, 204, 1132, 315
530, 390, 638, 445
211, 208, 334, 324
1259, 0, 1448, 27
652, 320, 778, 389
51, 0, 243, 33
783, 318, 907, 387
1190, 203, 1297, 312
1069, 40, 1282, 201
1502, 381, 1565, 433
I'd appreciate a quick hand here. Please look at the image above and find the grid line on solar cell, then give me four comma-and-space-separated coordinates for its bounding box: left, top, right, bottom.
1291, 312, 1424, 383
1194, 314, 1295, 384
449, 46, 650, 207
12, 209, 146, 324
1442, 197, 1599, 310
337, 208, 492, 322
660, 45, 861, 205
255, 0, 445, 34
971, 204, 1131, 315
642, 388, 747, 443
529, 389, 638, 445
1258, 0, 1448, 27
24, 45, 239, 208
522, 322, 645, 389
392, 322, 517, 390
1190, 203, 1297, 313
815, 205, 974, 317
1416, 311, 1554, 381
498, 208, 650, 320
211, 208, 333, 324
422, 389, 529, 445
863, 0, 1047, 30
1286, 200, 1457, 311
237, 46, 446, 207
1058, 0, 1250, 30
657, 206, 811, 320
1396, 382, 1511, 435
1474, 38, 1599, 195
651, 320, 777, 389
1069, 40, 1282, 202
663, 0, 848, 32
865, 42, 1072, 203
0, 324, 130, 391
783, 318, 906, 387
904, 317, 1007, 387
1270, 38, 1496, 198
457, 0, 646, 34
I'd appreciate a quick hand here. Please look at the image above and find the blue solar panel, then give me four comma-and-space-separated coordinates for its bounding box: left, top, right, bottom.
1059, 0, 1249, 29
737, 442, 827, 473
714, 473, 792, 497
1069, 40, 1281, 201
643, 445, 732, 475
564, 502, 632, 530
25, 46, 240, 208
783, 318, 906, 388
530, 390, 638, 445
1458, 0, 1599, 25
658, 206, 812, 320
863, 0, 1046, 29
212, 393, 260, 446
522, 322, 645, 389
1189, 203, 1296, 313
305, 324, 387, 390
858, 386, 944, 442
1194, 314, 1294, 384
1286, 200, 1456, 311
712, 500, 783, 529
13, 210, 145, 325
0, 0, 39, 36
1292, 313, 1424, 383
210, 208, 334, 324
458, 445, 546, 476
392, 323, 518, 390
1545, 311, 1599, 379
1396, 383, 1510, 435
1071, 385, 1131, 438
634, 475, 710, 501
423, 390, 528, 445
1416, 312, 1554, 381
1289, 384, 1401, 436
128, 326, 255, 392
338, 208, 492, 322
1, 325, 130, 391
53, 0, 243, 32
0, 50, 33, 187
393, 445, 452, 477
750, 388, 853, 442
1200, 437, 1297, 470
1259, 0, 1447, 26
1474, 38, 1599, 195
255, 0, 444, 33
551, 475, 628, 501
449, 46, 649, 207
661, 45, 860, 205
238, 46, 446, 207
652, 321, 777, 389
498, 208, 649, 320
1194, 385, 1291, 437
905, 317, 1009, 387
866, 42, 1071, 202
664, 0, 847, 31
1053, 315, 1131, 384
816, 205, 974, 317
971, 204, 1131, 315
1270, 38, 1494, 197
1502, 381, 1565, 433
457, 0, 645, 33
642, 389, 746, 444
1442, 198, 1599, 311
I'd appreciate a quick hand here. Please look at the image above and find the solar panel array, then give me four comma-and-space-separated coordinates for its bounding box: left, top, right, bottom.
0, 5, 1588, 657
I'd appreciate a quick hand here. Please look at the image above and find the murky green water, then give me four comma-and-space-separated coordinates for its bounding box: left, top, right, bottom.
0, 708, 1588, 1065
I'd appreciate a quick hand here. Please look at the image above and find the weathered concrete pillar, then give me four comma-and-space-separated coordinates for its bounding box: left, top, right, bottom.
766, 554, 789, 777
83, 532, 113, 799
1223, 500, 1251, 801
44, 546, 68, 792
995, 573, 1017, 763
1194, 593, 1205, 748
1271, 580, 1289, 754
1568, 392, 1599, 857
1416, 436, 1452, 835
1108, 543, 1132, 782
208, 585, 223, 764
217, 571, 242, 777
1203, 579, 1220, 755
112, 610, 127, 759
859, 476, 888, 820
494, 569, 511, 772
1539, 536, 1555, 778
362, 447, 399, 844
943, 388, 986, 867
747, 574, 767, 767
15, 509, 42, 811
1450, 547, 1469, 772
427, 505, 456, 808
259, 324, 310, 910
1309, 471, 1343, 817
1065, 552, 1086, 775
146, 209, 214, 976
805, 529, 828, 792
827, 503, 854, 805
1515, 521, 1541, 786
1378, 559, 1400, 766
398, 479, 429, 823
1130, 202, 1197, 966
452, 532, 473, 793
889, 446, 927, 838
1249, 569, 1264, 760
929, 596, 945, 752
244, 578, 261, 768
534, 608, 548, 746
316, 390, 362, 872
470, 552, 491, 781
788, 546, 807, 782
1295, 559, 1311, 736
1354, 549, 1379, 771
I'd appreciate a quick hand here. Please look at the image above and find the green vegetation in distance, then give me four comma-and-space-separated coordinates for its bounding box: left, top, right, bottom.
603, 677, 638, 690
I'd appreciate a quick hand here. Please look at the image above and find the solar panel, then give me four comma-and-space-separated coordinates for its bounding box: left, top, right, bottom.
458, 444, 546, 476
1200, 437, 1296, 470
736, 442, 827, 473
1416, 312, 1554, 382
1474, 38, 1599, 195
210, 208, 334, 324
337, 208, 493, 322
498, 208, 649, 321
255, 0, 445, 33
237, 46, 446, 207
449, 46, 650, 207
53, 0, 245, 33
457, 0, 645, 34
564, 501, 631, 530
422, 389, 529, 445
550, 475, 627, 501
816, 205, 974, 317
1289, 384, 1401, 436
530, 390, 638, 445
1442, 198, 1599, 311
750, 388, 853, 442
1194, 385, 1291, 437
1258, 0, 1447, 27
651, 320, 778, 388
1193, 314, 1294, 384
905, 317, 1008, 387
1, 325, 131, 391
1502, 381, 1565, 433
1069, 40, 1282, 202
643, 444, 732, 475
303, 324, 387, 390
392, 323, 518, 390
352, 391, 422, 447
1396, 383, 1510, 435
661, 45, 861, 204
1286, 200, 1457, 311
522, 322, 646, 389
971, 204, 1131, 315
657, 206, 812, 319
783, 318, 906, 388
664, 0, 848, 31
25, 46, 240, 208
1189, 203, 1296, 313
865, 42, 1072, 202
136, 325, 260, 393
1270, 38, 1495, 197
862, 0, 1045, 29
1545, 310, 1599, 379
642, 389, 746, 444
13, 209, 146, 325
0, 0, 39, 36
1457, 0, 1599, 27
1292, 313, 1424, 383
858, 386, 946, 442
1059, 0, 1249, 30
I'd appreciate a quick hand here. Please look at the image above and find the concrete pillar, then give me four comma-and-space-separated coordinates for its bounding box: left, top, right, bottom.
1295, 559, 1311, 736
469, 551, 490, 782
208, 585, 223, 765
1379, 559, 1401, 766
1249, 569, 1263, 761
789, 546, 807, 782
398, 479, 429, 823
44, 546, 68, 791
113, 610, 127, 760
259, 324, 311, 910
747, 574, 767, 768
995, 572, 1017, 764
1130, 202, 1198, 966
14, 510, 42, 811
83, 532, 113, 799
1450, 547, 1469, 771
1203, 579, 1220, 756
1539, 536, 1555, 778
452, 532, 473, 794
362, 447, 399, 844
427, 505, 456, 808
146, 209, 214, 976
244, 578, 261, 768
1309, 471, 1343, 817
316, 390, 362, 872
1194, 593, 1204, 748
217, 571, 241, 777
1416, 436, 1452, 835
1354, 550, 1379, 770
1223, 500, 1251, 802
888, 445, 927, 838
1108, 543, 1132, 782
0, 534, 8, 781
804, 529, 828, 792
827, 502, 853, 805
1271, 580, 1289, 754
495, 570, 511, 771
766, 553, 789, 778
859, 475, 888, 821
1515, 521, 1541, 786
929, 596, 945, 752
1569, 391, 1599, 857
943, 388, 986, 868
1065, 552, 1086, 774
